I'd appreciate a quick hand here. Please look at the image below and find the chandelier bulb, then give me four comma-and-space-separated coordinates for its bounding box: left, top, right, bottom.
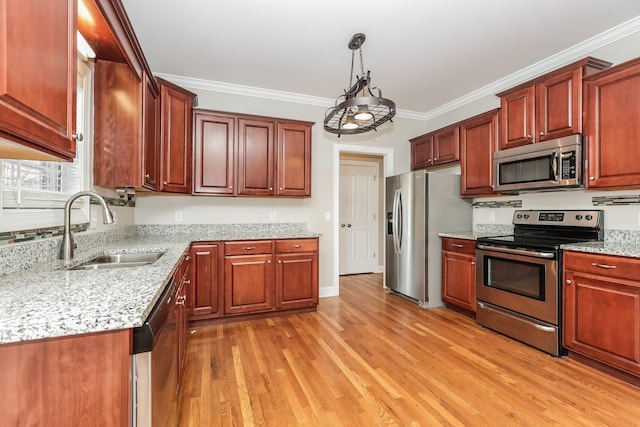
354, 105, 373, 121
341, 111, 359, 130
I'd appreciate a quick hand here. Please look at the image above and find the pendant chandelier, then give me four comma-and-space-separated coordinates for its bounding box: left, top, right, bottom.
324, 33, 396, 136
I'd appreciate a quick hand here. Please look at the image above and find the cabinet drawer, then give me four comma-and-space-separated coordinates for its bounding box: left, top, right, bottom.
224, 240, 273, 256
441, 238, 475, 255
564, 251, 640, 282
275, 238, 318, 253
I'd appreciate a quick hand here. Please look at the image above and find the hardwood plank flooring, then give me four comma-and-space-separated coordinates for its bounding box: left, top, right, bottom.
178, 274, 640, 426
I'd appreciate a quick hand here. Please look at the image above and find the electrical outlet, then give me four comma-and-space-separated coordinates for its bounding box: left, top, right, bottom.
324, 211, 331, 221
270, 211, 277, 221
175, 211, 183, 222
488, 211, 496, 222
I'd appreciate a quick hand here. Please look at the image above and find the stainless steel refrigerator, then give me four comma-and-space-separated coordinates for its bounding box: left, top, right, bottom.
385, 171, 471, 308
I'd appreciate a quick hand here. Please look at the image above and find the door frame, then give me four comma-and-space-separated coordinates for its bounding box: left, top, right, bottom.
328, 144, 394, 297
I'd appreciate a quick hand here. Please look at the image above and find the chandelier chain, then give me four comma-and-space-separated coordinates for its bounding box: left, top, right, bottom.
359, 47, 365, 80
348, 50, 355, 92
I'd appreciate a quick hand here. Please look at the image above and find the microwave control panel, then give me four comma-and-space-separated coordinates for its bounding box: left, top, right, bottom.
560, 151, 577, 179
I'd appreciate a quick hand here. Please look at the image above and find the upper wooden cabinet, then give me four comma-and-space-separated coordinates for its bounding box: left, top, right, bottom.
584, 57, 640, 189
193, 109, 313, 198
460, 109, 500, 197
157, 77, 197, 194
410, 125, 460, 171
497, 57, 611, 150
0, 0, 77, 161
93, 60, 159, 189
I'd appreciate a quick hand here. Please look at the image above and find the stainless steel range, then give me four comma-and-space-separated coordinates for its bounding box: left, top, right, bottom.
475, 210, 603, 356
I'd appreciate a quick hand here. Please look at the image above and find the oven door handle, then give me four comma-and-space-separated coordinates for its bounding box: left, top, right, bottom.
476, 244, 555, 259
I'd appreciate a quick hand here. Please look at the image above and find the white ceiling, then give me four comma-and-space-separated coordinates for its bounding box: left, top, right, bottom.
121, 0, 640, 117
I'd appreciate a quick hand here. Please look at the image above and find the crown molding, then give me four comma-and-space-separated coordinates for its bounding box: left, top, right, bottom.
422, 14, 640, 120
156, 15, 640, 123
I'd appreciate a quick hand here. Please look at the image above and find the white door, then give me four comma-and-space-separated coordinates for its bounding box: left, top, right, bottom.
339, 160, 379, 275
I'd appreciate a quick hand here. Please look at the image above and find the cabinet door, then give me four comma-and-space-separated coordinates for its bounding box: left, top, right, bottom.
193, 112, 236, 195
536, 68, 581, 141
159, 80, 194, 193
410, 134, 434, 170
277, 122, 311, 197
276, 252, 319, 309
0, 0, 77, 161
460, 110, 499, 197
564, 270, 640, 376
238, 119, 275, 196
94, 60, 145, 187
190, 243, 221, 318
441, 238, 476, 312
500, 86, 536, 150
143, 73, 159, 190
433, 126, 460, 165
224, 254, 274, 315
585, 59, 640, 188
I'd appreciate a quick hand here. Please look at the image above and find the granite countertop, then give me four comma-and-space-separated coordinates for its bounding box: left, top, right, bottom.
561, 241, 640, 258
438, 231, 510, 240
0, 229, 320, 345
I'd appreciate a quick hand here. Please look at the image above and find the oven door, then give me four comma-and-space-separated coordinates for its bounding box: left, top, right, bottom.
476, 244, 558, 324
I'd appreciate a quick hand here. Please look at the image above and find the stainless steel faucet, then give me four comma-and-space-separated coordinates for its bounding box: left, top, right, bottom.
59, 191, 115, 260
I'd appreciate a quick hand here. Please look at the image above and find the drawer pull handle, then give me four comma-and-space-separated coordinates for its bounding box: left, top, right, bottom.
591, 262, 616, 269
291, 244, 303, 248
242, 246, 256, 250
452, 244, 464, 248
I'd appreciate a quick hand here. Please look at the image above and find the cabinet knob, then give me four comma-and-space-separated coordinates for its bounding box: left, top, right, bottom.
163, 181, 168, 185
470, 261, 475, 266
185, 279, 191, 285
279, 187, 283, 191
565, 279, 572, 285
72, 132, 84, 141
229, 186, 233, 189
527, 134, 532, 139
185, 256, 191, 261
269, 187, 273, 191
144, 174, 150, 179
427, 158, 431, 162
539, 132, 544, 136
267, 260, 271, 264
589, 177, 595, 181
278, 260, 282, 264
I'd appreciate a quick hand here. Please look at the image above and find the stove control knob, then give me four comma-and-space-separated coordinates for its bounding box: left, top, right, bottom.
575, 214, 583, 220
523, 214, 529, 219
516, 214, 522, 219
586, 214, 593, 221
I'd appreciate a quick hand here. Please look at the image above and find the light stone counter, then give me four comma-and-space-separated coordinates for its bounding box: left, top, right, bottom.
561, 241, 640, 259
0, 224, 320, 345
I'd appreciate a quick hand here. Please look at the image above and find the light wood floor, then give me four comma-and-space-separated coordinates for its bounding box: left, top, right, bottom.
178, 274, 640, 426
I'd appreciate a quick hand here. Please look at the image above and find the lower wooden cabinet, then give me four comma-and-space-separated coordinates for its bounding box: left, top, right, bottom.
175, 250, 191, 385
563, 251, 640, 377
189, 243, 222, 319
224, 252, 275, 315
276, 239, 319, 309
441, 238, 476, 312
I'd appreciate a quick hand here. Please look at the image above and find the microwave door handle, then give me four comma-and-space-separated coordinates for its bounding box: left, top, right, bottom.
552, 152, 559, 181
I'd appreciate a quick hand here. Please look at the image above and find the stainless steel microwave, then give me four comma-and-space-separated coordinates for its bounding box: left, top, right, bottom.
493, 135, 583, 193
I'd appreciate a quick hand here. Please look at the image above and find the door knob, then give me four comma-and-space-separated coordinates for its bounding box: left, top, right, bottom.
347, 224, 352, 227
341, 224, 345, 227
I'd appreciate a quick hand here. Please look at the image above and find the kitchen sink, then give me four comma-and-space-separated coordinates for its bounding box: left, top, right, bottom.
69, 252, 165, 270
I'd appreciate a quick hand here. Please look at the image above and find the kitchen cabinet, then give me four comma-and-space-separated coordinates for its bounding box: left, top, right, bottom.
175, 252, 191, 384
441, 238, 476, 312
584, 57, 640, 189
460, 109, 500, 197
410, 126, 460, 170
0, 329, 130, 426
497, 57, 610, 150
224, 241, 275, 315
94, 61, 159, 189
193, 109, 313, 197
0, 0, 77, 161
277, 122, 312, 196
157, 77, 197, 193
193, 112, 236, 195
238, 118, 276, 196
563, 251, 640, 377
275, 239, 319, 309
189, 242, 222, 320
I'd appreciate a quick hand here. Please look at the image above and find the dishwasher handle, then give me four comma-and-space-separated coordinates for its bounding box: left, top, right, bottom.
132, 277, 177, 354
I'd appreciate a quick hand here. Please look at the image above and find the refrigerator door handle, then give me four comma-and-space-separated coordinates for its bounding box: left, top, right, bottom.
393, 189, 403, 254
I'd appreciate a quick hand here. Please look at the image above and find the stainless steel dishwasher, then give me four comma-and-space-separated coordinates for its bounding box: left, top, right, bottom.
132, 277, 179, 426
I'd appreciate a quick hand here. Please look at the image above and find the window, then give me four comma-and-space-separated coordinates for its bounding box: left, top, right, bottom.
0, 57, 92, 232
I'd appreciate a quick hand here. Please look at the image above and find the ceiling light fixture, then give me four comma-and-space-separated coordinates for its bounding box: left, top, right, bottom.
324, 33, 396, 136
